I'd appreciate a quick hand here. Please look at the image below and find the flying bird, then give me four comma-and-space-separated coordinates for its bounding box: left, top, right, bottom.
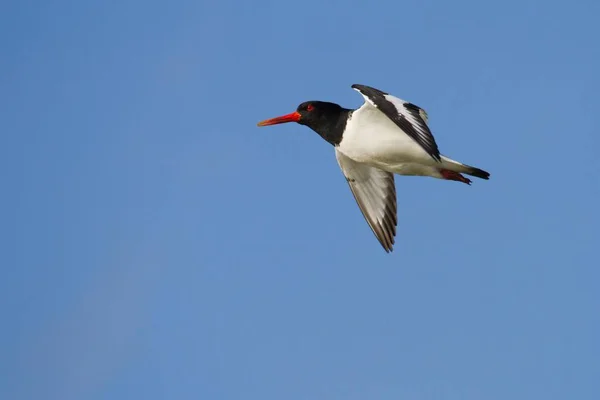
257, 84, 490, 252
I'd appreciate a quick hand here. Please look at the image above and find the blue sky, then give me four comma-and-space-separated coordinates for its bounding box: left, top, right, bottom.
2, 0, 599, 399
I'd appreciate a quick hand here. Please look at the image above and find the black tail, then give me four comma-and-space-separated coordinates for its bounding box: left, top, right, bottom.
465, 166, 490, 180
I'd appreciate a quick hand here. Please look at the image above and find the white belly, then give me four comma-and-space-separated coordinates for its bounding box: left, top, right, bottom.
338, 106, 438, 176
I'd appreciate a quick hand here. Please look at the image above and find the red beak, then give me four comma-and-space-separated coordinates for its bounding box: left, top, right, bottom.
257, 111, 301, 126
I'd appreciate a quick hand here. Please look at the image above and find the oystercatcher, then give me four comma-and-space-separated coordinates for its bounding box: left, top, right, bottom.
257, 84, 490, 252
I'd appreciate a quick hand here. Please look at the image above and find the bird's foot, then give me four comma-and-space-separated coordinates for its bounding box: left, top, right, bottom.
440, 169, 472, 185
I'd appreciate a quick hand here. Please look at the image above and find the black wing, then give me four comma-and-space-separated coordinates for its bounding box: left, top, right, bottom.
351, 84, 441, 162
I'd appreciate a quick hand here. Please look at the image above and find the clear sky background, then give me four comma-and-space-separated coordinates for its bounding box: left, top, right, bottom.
2, 1, 599, 399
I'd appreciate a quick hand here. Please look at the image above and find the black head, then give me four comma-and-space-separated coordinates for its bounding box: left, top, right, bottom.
257, 101, 350, 145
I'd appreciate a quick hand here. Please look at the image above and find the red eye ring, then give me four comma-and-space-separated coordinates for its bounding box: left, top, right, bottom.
307, 104, 314, 111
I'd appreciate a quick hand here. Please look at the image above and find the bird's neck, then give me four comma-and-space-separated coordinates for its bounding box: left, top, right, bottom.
310, 108, 352, 146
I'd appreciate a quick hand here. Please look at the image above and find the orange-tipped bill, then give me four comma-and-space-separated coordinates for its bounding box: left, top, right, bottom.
257, 111, 301, 126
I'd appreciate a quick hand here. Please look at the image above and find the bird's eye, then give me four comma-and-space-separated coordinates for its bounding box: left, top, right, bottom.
306, 104, 314, 112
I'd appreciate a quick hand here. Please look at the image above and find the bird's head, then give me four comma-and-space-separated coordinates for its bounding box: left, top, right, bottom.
257, 101, 345, 131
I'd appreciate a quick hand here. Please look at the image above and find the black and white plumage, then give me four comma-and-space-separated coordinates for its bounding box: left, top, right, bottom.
350, 84, 441, 162
257, 84, 490, 252
335, 149, 397, 252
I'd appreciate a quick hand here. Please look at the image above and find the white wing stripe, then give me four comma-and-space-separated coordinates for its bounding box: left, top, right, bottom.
351, 84, 441, 161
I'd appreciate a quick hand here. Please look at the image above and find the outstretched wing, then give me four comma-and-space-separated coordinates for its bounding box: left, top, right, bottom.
351, 84, 441, 162
335, 149, 397, 252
